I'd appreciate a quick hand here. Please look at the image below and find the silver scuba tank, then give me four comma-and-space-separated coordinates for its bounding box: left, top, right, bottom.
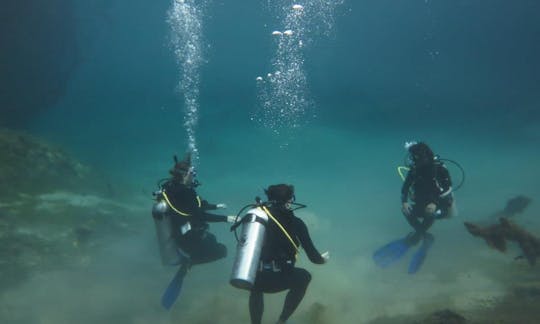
230, 207, 269, 290
152, 199, 182, 266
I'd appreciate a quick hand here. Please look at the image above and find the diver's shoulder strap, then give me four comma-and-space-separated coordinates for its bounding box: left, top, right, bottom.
161, 191, 191, 217
160, 187, 203, 217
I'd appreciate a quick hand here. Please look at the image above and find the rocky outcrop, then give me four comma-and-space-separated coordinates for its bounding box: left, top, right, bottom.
0, 129, 143, 291
464, 196, 538, 265
0, 128, 107, 198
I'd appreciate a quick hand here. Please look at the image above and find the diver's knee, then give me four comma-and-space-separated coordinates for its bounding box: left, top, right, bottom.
296, 268, 312, 286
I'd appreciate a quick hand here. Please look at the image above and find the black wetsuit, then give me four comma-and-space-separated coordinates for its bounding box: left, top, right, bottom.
249, 205, 325, 324
401, 161, 453, 240
161, 180, 227, 265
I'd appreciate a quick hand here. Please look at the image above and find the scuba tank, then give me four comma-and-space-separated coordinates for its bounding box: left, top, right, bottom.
152, 194, 182, 266
230, 207, 269, 290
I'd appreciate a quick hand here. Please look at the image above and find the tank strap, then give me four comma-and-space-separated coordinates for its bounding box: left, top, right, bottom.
261, 206, 299, 258
161, 191, 191, 217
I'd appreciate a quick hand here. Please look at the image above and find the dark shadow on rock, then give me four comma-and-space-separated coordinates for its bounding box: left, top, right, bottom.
421, 309, 467, 324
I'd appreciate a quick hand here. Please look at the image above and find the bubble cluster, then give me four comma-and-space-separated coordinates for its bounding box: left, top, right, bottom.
167, 0, 206, 162
254, 1, 344, 134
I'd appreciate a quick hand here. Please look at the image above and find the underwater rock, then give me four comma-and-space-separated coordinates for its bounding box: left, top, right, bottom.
0, 192, 143, 292
465, 221, 509, 252
0, 128, 107, 198
464, 196, 539, 266
485, 195, 532, 222
0, 128, 145, 292
421, 309, 467, 324
368, 308, 467, 324
513, 286, 540, 299
503, 196, 531, 217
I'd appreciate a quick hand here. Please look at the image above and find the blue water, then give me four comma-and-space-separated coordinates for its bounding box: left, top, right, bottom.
2, 0, 540, 323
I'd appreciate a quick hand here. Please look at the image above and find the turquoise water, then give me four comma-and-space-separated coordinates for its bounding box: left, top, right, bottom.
2, 0, 540, 323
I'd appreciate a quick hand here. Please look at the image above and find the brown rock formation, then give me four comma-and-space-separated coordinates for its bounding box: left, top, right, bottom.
464, 196, 539, 265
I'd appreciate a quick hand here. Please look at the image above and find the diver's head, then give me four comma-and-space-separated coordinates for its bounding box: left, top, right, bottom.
169, 153, 198, 187
408, 142, 435, 167
265, 184, 295, 208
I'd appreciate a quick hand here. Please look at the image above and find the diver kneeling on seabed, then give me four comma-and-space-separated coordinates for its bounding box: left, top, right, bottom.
373, 141, 464, 274
152, 152, 236, 309
230, 184, 329, 324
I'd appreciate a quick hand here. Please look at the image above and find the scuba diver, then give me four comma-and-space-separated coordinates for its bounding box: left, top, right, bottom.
152, 152, 235, 309
373, 142, 455, 274
230, 184, 329, 324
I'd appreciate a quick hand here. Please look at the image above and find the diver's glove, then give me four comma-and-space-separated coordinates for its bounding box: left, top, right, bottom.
226, 215, 238, 223
321, 251, 330, 263
401, 202, 412, 216
216, 203, 227, 209
425, 203, 437, 215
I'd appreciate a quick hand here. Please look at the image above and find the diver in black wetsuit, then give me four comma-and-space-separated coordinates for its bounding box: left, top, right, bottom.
157, 153, 235, 265
249, 184, 329, 324
372, 142, 456, 274
401, 142, 453, 245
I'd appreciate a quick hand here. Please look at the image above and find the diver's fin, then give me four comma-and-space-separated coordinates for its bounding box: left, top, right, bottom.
407, 234, 434, 274
373, 238, 410, 268
161, 263, 189, 310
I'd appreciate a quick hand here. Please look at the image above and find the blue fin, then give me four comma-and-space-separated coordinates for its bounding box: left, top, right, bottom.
373, 238, 410, 268
161, 263, 189, 310
408, 234, 434, 274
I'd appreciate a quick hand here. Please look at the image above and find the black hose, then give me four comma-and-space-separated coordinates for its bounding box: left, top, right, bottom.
402, 152, 465, 192
439, 158, 466, 192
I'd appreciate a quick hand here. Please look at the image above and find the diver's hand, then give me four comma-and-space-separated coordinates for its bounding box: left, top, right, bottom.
401, 202, 412, 216
227, 215, 238, 223
321, 251, 330, 263
216, 203, 227, 209
425, 203, 437, 215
